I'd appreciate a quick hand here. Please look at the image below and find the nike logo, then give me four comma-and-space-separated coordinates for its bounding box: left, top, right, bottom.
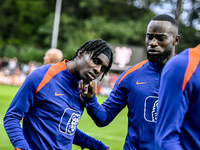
136, 81, 147, 85
55, 92, 65, 96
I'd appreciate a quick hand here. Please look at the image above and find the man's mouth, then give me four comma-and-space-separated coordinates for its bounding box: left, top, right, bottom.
87, 72, 96, 80
148, 49, 160, 55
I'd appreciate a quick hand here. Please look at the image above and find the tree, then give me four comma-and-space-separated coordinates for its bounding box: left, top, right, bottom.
0, 0, 199, 63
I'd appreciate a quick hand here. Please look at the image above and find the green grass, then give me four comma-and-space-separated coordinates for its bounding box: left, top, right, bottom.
0, 84, 128, 150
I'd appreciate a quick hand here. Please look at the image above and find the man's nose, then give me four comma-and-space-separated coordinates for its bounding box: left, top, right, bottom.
94, 65, 101, 75
149, 38, 158, 46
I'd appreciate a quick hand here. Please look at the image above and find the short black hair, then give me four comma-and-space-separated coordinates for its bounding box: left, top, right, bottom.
70, 39, 113, 79
152, 14, 178, 28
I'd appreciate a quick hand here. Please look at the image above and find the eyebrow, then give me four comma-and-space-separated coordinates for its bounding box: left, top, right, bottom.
146, 33, 167, 36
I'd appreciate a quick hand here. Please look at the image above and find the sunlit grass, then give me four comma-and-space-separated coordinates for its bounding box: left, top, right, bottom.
0, 84, 128, 150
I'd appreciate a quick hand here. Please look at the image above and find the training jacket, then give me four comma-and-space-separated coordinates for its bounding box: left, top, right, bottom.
155, 44, 200, 150
4, 60, 108, 150
85, 60, 163, 150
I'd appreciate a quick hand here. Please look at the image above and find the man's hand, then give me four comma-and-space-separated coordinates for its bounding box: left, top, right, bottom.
105, 148, 111, 150
79, 81, 96, 98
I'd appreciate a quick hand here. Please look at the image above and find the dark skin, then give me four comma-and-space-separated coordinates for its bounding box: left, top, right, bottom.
67, 51, 110, 84
67, 50, 111, 150
79, 20, 180, 99
67, 50, 109, 96
146, 20, 180, 65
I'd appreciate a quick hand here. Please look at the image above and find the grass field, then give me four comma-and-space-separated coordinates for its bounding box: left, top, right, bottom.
0, 84, 128, 150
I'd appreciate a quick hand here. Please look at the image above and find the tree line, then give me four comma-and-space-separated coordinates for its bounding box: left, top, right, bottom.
0, 0, 199, 63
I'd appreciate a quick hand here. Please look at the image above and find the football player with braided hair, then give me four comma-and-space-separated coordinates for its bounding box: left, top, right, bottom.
4, 39, 113, 150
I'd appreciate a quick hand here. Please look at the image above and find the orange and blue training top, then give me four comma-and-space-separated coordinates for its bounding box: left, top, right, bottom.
85, 58, 164, 149
4, 60, 108, 150
156, 44, 200, 150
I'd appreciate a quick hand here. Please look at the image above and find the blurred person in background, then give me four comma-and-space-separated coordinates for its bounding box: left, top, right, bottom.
4, 39, 113, 150
8, 57, 18, 75
155, 44, 200, 150
79, 14, 180, 150
43, 48, 63, 64
1, 56, 9, 69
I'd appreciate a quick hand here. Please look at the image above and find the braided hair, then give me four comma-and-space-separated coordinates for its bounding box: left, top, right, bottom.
70, 39, 113, 80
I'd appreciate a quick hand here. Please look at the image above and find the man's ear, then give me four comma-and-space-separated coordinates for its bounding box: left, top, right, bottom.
173, 35, 181, 46
77, 49, 85, 58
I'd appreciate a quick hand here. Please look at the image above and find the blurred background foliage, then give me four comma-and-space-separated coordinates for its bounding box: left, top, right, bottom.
0, 0, 199, 63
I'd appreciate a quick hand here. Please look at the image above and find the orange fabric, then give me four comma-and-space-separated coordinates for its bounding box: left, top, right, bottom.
14, 148, 21, 150
182, 44, 200, 91
118, 60, 148, 86
35, 60, 68, 94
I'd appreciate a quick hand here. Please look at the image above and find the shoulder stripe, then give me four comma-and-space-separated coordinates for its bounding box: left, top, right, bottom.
35, 60, 68, 94
182, 44, 200, 91
118, 60, 148, 86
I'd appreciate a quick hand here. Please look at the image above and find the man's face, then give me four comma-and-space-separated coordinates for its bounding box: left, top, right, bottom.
145, 20, 178, 64
76, 52, 110, 84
